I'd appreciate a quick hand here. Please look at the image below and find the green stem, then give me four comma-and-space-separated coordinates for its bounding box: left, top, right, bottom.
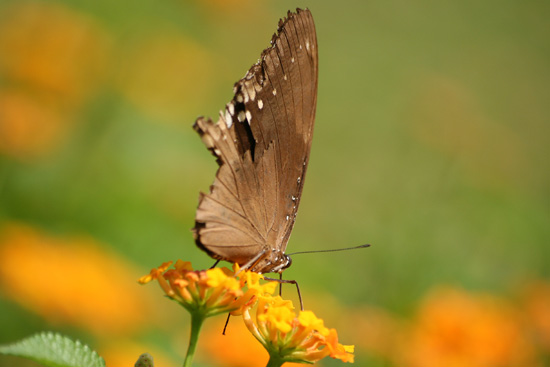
265, 355, 285, 367
183, 312, 205, 367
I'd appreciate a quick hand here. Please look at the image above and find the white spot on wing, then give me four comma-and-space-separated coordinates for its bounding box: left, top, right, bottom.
245, 110, 252, 122
272, 88, 277, 96
238, 111, 245, 122
227, 103, 235, 115
258, 99, 263, 109
248, 85, 256, 101
225, 111, 232, 128
306, 40, 310, 51
291, 57, 295, 63
236, 94, 244, 103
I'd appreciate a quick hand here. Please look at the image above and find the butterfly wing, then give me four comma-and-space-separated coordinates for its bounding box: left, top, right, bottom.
193, 8, 318, 271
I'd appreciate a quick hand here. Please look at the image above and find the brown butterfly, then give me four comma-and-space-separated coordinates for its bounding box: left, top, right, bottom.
193, 8, 318, 275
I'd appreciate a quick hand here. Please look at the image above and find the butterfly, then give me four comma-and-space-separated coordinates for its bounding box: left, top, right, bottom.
193, 8, 318, 275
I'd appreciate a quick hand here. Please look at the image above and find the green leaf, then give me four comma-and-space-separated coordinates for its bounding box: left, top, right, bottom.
0, 332, 105, 367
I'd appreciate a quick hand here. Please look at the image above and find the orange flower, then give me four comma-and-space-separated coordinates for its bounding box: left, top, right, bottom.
344, 305, 403, 361
139, 261, 276, 317
199, 316, 276, 367
0, 223, 149, 336
523, 281, 550, 352
242, 294, 354, 365
0, 90, 67, 160
114, 33, 212, 124
396, 287, 534, 367
0, 2, 109, 99
140, 261, 279, 366
0, 2, 110, 160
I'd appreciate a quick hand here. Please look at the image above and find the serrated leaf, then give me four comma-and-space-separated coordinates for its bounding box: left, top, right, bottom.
0, 332, 105, 367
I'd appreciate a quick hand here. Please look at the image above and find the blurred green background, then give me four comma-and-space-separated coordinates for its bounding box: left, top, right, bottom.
0, 0, 548, 366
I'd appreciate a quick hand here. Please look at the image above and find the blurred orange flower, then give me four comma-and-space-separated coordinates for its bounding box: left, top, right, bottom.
0, 223, 150, 336
199, 316, 271, 367
523, 281, 550, 352
115, 33, 213, 123
0, 90, 66, 159
0, 1, 110, 159
396, 287, 534, 367
345, 305, 403, 361
0, 1, 109, 100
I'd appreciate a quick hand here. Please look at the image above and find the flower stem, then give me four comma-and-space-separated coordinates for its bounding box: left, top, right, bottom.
183, 312, 205, 367
265, 355, 285, 367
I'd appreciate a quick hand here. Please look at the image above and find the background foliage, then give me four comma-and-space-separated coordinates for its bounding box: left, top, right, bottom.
0, 0, 548, 366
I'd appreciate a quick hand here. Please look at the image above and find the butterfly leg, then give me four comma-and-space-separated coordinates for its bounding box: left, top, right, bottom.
279, 273, 283, 297
222, 313, 231, 335
263, 276, 304, 311
209, 259, 221, 269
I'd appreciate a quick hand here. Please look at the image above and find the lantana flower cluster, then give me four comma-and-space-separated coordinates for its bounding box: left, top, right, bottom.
243, 294, 354, 364
139, 260, 275, 317
139, 260, 354, 366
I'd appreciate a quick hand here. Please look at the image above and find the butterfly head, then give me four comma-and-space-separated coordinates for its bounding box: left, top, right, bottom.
271, 253, 292, 274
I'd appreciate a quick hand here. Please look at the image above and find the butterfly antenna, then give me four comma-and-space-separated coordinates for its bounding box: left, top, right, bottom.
286, 243, 370, 256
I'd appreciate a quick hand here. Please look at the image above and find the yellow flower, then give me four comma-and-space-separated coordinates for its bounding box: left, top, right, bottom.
200, 316, 306, 367
139, 261, 275, 317
140, 261, 279, 366
242, 294, 354, 365
138, 261, 173, 284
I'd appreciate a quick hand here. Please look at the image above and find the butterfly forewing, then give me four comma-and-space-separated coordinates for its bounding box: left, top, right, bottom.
193, 8, 318, 273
